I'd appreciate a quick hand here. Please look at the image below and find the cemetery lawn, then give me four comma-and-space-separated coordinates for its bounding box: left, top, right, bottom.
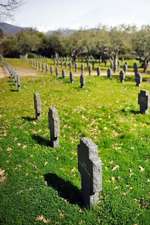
0, 62, 150, 225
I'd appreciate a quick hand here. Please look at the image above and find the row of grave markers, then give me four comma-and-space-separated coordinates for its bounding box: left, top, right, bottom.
29, 59, 143, 87
29, 58, 142, 74
34, 94, 102, 208
33, 89, 150, 208
3, 62, 21, 91
28, 57, 132, 73
30, 59, 102, 75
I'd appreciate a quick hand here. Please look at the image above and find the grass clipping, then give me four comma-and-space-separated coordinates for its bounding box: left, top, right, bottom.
0, 168, 7, 184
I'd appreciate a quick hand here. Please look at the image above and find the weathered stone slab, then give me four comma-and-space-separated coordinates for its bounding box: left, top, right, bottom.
34, 92, 42, 120
62, 69, 66, 78
123, 62, 128, 73
96, 67, 100, 76
92, 62, 95, 70
138, 90, 150, 114
48, 107, 60, 148
81, 64, 84, 73
16, 74, 21, 91
80, 73, 85, 88
133, 63, 138, 73
42, 64, 44, 72
119, 70, 125, 83
69, 71, 74, 83
78, 138, 102, 208
50, 66, 53, 75
68, 62, 72, 70
107, 68, 113, 78
45, 64, 49, 73
135, 72, 142, 86
55, 67, 59, 77
75, 63, 78, 72
88, 65, 92, 75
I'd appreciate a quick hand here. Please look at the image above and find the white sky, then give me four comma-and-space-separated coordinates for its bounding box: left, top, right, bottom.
7, 0, 150, 31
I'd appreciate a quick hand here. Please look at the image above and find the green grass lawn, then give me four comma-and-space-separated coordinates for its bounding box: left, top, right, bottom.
0, 60, 150, 225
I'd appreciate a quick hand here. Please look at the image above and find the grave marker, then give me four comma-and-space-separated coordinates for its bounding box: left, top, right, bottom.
133, 63, 138, 73
135, 72, 142, 86
34, 92, 42, 120
88, 65, 92, 76
75, 63, 78, 72
138, 90, 150, 114
48, 107, 60, 148
69, 71, 74, 83
78, 138, 102, 208
107, 68, 113, 78
81, 64, 84, 73
55, 67, 59, 77
80, 73, 85, 88
62, 69, 66, 79
96, 67, 100, 76
16, 74, 21, 91
119, 70, 125, 83
123, 62, 128, 73
50, 66, 53, 75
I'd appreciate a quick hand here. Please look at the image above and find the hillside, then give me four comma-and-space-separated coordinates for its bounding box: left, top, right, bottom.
0, 22, 25, 35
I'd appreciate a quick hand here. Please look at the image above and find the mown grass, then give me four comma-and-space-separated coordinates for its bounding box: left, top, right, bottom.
0, 59, 150, 225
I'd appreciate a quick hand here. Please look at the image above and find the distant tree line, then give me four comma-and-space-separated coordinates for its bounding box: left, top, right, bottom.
1, 25, 150, 69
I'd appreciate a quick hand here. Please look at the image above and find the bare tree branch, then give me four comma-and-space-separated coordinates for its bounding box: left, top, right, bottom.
0, 0, 23, 20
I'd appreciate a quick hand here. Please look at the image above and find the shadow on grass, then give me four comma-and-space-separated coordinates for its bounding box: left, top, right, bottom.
121, 109, 140, 115
32, 134, 49, 147
10, 89, 18, 92
8, 80, 13, 83
22, 116, 35, 122
74, 86, 85, 91
44, 173, 83, 207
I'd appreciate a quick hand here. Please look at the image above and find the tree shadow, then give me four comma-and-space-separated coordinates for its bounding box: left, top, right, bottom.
32, 134, 50, 147
44, 173, 83, 207
22, 116, 35, 122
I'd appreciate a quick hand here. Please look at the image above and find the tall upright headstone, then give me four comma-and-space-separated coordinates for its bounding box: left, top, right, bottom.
69, 71, 74, 83
34, 92, 42, 120
80, 73, 85, 88
50, 66, 53, 75
42, 64, 44, 72
37, 62, 40, 71
46, 64, 49, 73
107, 68, 113, 78
133, 63, 138, 74
81, 64, 84, 73
16, 74, 21, 91
135, 72, 142, 86
96, 67, 100, 76
88, 65, 92, 76
92, 61, 95, 70
68, 62, 72, 71
62, 69, 66, 79
138, 90, 150, 114
75, 63, 78, 72
55, 67, 59, 77
119, 70, 125, 83
78, 138, 102, 208
64, 61, 67, 68
123, 62, 128, 73
48, 107, 60, 148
